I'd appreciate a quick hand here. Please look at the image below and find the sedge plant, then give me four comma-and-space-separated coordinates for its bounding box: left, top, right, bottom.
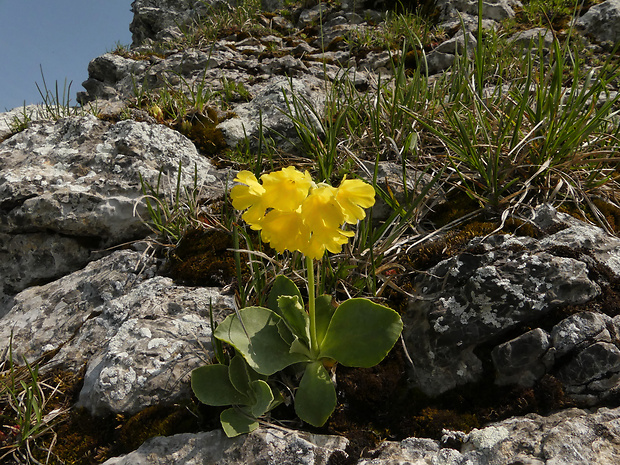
191, 166, 403, 436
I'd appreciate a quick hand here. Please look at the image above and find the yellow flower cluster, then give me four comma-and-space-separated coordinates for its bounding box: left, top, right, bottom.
230, 167, 375, 259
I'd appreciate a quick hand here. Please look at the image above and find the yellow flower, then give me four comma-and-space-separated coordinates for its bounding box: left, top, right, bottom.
300, 184, 353, 259
260, 166, 313, 212
306, 225, 354, 259
230, 167, 376, 259
230, 171, 268, 227
259, 209, 310, 255
335, 178, 376, 224
302, 184, 345, 228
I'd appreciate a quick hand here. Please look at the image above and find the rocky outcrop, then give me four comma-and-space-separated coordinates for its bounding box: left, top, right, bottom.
0, 104, 48, 141
130, 0, 218, 46
103, 427, 348, 465
575, 0, 620, 45
436, 0, 522, 23
102, 406, 620, 464
0, 115, 228, 310
404, 204, 620, 404
78, 43, 336, 147
1, 249, 235, 416
218, 76, 327, 149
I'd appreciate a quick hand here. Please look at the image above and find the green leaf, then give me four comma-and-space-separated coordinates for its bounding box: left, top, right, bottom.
290, 337, 312, 357
228, 354, 264, 398
215, 306, 309, 375
277, 295, 310, 343
319, 298, 403, 367
315, 294, 334, 346
268, 275, 303, 315
220, 408, 259, 437
191, 365, 249, 406
277, 319, 296, 345
294, 361, 336, 427
249, 379, 274, 418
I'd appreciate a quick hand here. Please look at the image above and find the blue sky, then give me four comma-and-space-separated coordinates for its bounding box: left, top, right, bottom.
0, 0, 134, 111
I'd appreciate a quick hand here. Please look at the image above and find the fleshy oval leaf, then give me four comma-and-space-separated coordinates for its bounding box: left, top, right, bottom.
294, 361, 337, 427
249, 379, 275, 418
318, 298, 403, 367
228, 354, 265, 398
220, 407, 259, 437
315, 294, 334, 346
191, 364, 249, 406
278, 295, 310, 343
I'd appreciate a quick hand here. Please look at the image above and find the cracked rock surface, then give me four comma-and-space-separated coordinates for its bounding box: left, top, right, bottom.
404, 205, 620, 403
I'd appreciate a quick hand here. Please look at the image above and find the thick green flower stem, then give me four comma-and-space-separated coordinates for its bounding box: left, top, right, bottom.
306, 256, 319, 358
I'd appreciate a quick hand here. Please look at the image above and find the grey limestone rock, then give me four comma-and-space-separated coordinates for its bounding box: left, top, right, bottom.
509, 27, 554, 48
218, 76, 326, 149
551, 311, 612, 357
0, 250, 158, 364
0, 105, 48, 141
112, 407, 620, 464
403, 204, 620, 397
0, 231, 91, 304
434, 31, 478, 55
297, 3, 331, 28
130, 0, 222, 46
0, 115, 225, 300
78, 44, 335, 152
75, 276, 235, 415
458, 407, 620, 465
558, 341, 620, 388
358, 437, 441, 464
436, 0, 522, 23
0, 249, 236, 416
575, 0, 620, 45
492, 328, 550, 387
425, 32, 477, 75
425, 51, 456, 75
368, 407, 620, 464
102, 427, 349, 465
80, 53, 148, 103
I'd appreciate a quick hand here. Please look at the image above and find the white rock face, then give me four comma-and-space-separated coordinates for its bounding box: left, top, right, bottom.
436, 0, 522, 22
218, 77, 326, 149
0, 249, 236, 414
101, 407, 620, 465
76, 276, 235, 415
0, 250, 157, 361
0, 115, 227, 300
102, 427, 349, 465
130, 0, 217, 45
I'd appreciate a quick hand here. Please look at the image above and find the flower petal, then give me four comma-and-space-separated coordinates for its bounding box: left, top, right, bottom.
301, 184, 345, 229
231, 171, 268, 226
259, 210, 310, 255
260, 166, 313, 212
335, 179, 376, 224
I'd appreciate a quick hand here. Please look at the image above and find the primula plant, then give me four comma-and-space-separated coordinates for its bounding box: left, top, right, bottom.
192, 166, 403, 436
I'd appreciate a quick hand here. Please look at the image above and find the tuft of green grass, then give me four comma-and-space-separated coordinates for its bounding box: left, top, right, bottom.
35, 66, 99, 121
137, 162, 210, 246
0, 337, 65, 464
